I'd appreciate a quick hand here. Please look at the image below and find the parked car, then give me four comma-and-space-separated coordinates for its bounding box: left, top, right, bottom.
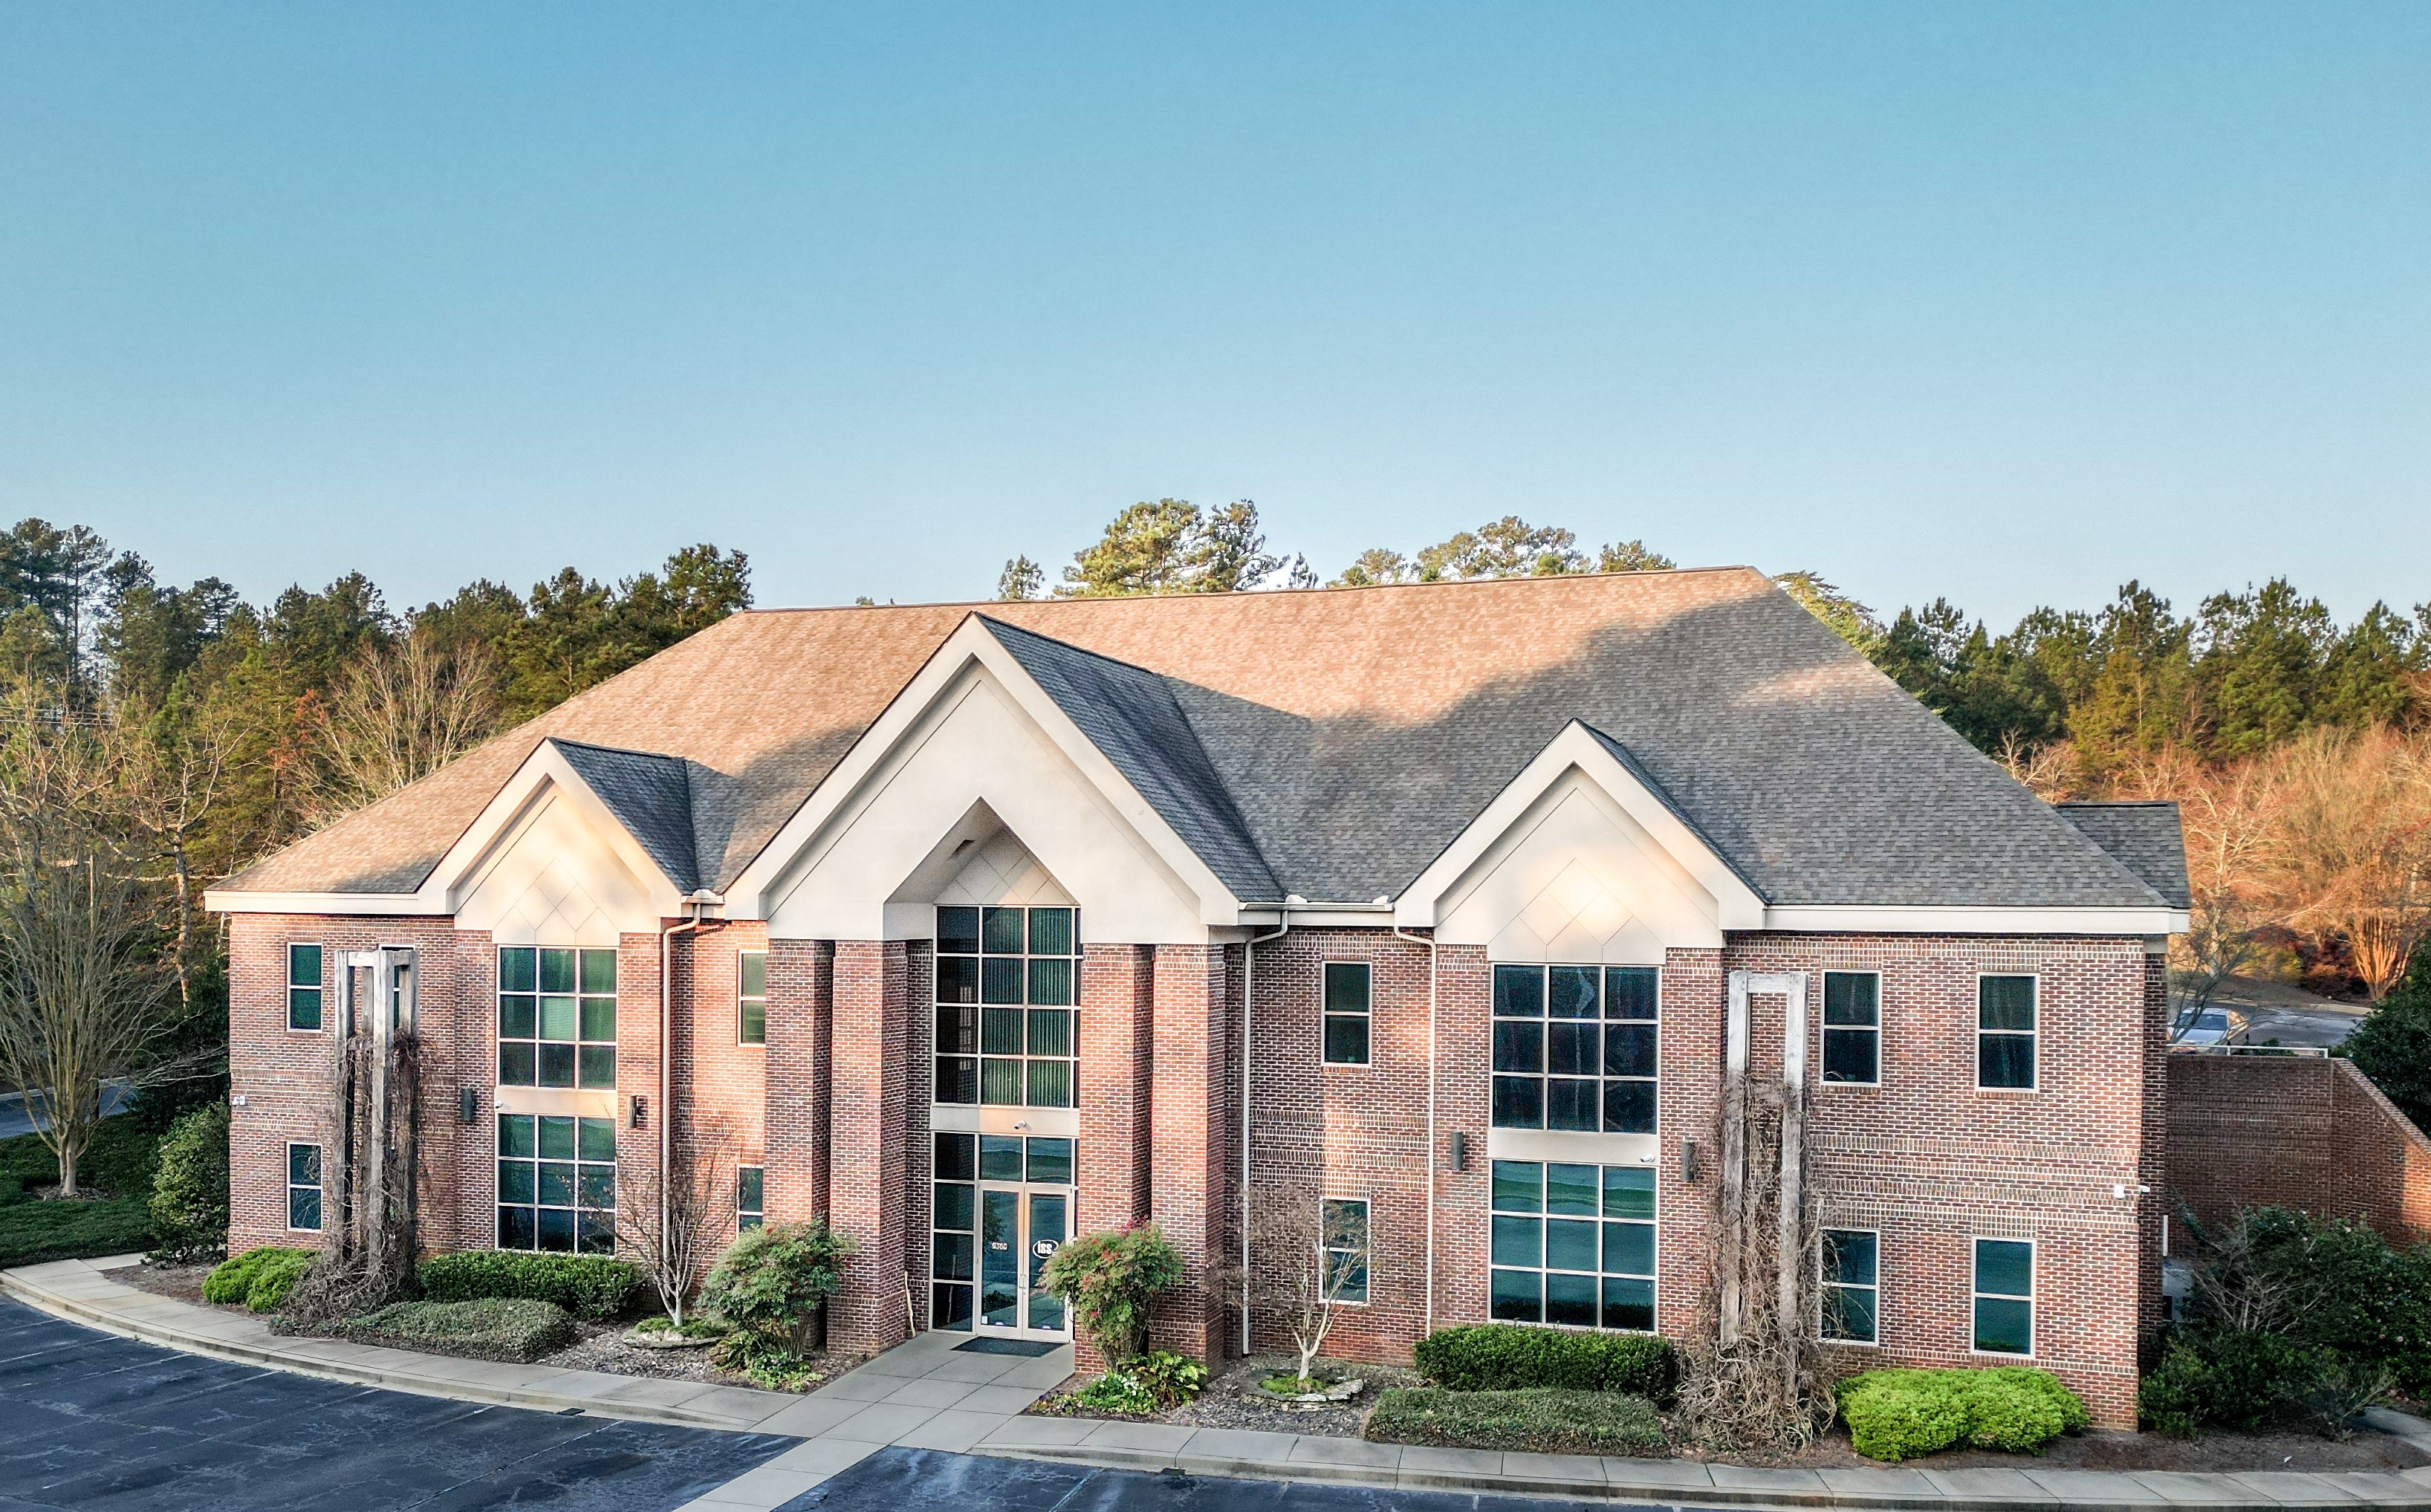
2169, 1006, 2249, 1051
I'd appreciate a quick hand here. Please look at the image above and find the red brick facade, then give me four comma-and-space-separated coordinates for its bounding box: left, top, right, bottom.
2167, 1052, 2431, 1249
225, 913, 2165, 1424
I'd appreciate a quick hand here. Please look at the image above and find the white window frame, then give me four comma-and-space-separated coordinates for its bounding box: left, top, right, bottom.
286, 943, 325, 1034
1322, 1196, 1371, 1305
1487, 1158, 1660, 1334
1820, 970, 1881, 1088
1974, 973, 2039, 1093
1970, 1235, 2036, 1357
1820, 1227, 1880, 1346
738, 1164, 765, 1231
1489, 964, 1661, 1135
738, 950, 767, 1048
285, 1142, 323, 1232
1321, 961, 1372, 1068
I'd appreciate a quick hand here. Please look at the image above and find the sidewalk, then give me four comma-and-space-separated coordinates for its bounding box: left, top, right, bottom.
14, 1256, 2431, 1511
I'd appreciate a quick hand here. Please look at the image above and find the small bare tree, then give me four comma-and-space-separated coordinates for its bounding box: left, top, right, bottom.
306, 629, 500, 825
108, 698, 235, 1012
615, 1131, 737, 1326
1250, 1187, 1368, 1386
0, 828, 178, 1195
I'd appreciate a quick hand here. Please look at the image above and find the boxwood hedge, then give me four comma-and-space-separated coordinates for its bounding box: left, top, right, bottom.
1366, 1386, 1668, 1456
415, 1250, 643, 1320
1413, 1323, 1676, 1399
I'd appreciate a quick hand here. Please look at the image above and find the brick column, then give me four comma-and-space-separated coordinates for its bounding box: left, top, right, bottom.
828, 938, 912, 1355
1074, 942, 1155, 1371
1149, 942, 1231, 1362
763, 939, 832, 1225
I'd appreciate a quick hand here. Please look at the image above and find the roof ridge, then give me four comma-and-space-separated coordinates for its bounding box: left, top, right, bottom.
543, 733, 687, 762
739, 565, 1771, 617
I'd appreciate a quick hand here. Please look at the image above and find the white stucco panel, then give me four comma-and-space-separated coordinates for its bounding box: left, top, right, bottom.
452, 788, 661, 946
938, 831, 1076, 909
766, 669, 1207, 944
1436, 773, 1724, 957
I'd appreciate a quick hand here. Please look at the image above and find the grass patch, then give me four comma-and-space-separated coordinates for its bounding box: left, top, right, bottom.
1365, 1386, 1669, 1457
0, 1193, 153, 1266
334, 1299, 577, 1363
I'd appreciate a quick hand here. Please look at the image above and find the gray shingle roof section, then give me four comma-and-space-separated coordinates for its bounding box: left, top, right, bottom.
548, 739, 700, 895
2056, 802, 2191, 910
978, 617, 1283, 903
1578, 723, 1770, 902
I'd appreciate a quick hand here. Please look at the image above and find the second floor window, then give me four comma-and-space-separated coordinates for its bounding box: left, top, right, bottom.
1978, 976, 2036, 1090
738, 950, 767, 1046
1322, 962, 1371, 1065
499, 947, 617, 1090
1491, 964, 1659, 1134
287, 944, 323, 1031
1822, 972, 1880, 1085
935, 906, 1076, 1109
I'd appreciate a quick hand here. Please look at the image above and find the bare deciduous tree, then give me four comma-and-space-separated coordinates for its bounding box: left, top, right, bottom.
0, 827, 178, 1195
108, 699, 235, 1010
1248, 1187, 1368, 1386
2112, 745, 2283, 1025
614, 1130, 738, 1326
2262, 727, 2431, 999
307, 629, 500, 824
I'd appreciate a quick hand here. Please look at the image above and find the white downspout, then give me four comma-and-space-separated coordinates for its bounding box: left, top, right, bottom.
1240, 907, 1292, 1357
1395, 926, 1438, 1337
659, 897, 711, 1271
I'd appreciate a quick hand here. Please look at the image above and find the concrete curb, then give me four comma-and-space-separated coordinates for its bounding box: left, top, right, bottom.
16, 1257, 2431, 1510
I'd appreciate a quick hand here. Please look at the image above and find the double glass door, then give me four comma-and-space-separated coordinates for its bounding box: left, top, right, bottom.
932, 1132, 1075, 1338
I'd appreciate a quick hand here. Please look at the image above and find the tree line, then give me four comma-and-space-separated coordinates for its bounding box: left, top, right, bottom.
1010, 499, 2431, 1003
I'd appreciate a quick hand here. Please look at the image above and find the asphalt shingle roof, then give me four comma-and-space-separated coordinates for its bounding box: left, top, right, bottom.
548, 739, 700, 895
2055, 802, 2193, 910
219, 568, 2179, 913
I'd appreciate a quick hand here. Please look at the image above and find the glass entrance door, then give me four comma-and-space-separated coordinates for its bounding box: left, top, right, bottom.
932, 1132, 1074, 1338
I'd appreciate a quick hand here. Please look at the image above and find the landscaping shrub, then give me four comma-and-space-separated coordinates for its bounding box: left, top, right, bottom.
1037, 1224, 1184, 1363
1414, 1323, 1677, 1400
1837, 1367, 2088, 1461
2137, 1328, 2378, 1438
204, 1246, 316, 1310
415, 1250, 643, 1320
148, 1101, 230, 1262
241, 1247, 314, 1312
334, 1299, 577, 1363
701, 1219, 850, 1389
0, 1193, 154, 1266
1365, 1386, 1668, 1457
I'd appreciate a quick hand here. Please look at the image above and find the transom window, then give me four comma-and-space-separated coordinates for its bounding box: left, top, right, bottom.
1322, 963, 1371, 1065
1490, 1160, 1655, 1331
496, 1112, 615, 1253
1823, 1229, 1879, 1343
738, 950, 767, 1046
1490, 965, 1659, 1133
738, 1166, 764, 1231
1973, 1238, 2034, 1354
1977, 976, 2036, 1090
286, 1143, 322, 1231
935, 906, 1077, 1108
1822, 972, 1880, 1086
497, 947, 617, 1090
286, 944, 323, 1031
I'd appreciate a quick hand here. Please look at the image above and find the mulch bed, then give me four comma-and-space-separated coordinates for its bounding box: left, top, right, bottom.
1757, 1425, 2431, 1473
1031, 1353, 1422, 1438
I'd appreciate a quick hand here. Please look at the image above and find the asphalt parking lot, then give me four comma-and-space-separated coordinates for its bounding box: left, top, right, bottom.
0, 1299, 792, 1511
791, 1447, 1635, 1512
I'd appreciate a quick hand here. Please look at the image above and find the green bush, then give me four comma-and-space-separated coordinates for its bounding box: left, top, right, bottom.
2137, 1328, 2370, 1438
148, 1102, 230, 1262
1837, 1367, 2088, 1461
2344, 935, 2431, 1132
415, 1250, 643, 1320
702, 1219, 851, 1389
242, 1247, 314, 1312
204, 1246, 315, 1308
335, 1299, 577, 1363
0, 1193, 155, 1266
1037, 1224, 1185, 1363
1365, 1386, 1668, 1456
1413, 1323, 1678, 1400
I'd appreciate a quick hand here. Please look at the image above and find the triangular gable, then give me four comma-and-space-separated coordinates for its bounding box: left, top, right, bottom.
727, 614, 1252, 929
422, 738, 701, 922
1396, 720, 1770, 932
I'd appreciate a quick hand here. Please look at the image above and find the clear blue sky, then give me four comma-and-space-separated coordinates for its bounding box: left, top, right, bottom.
2, 4, 2424, 628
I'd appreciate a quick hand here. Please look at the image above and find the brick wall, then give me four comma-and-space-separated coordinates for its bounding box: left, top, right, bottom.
2167, 1053, 2431, 1247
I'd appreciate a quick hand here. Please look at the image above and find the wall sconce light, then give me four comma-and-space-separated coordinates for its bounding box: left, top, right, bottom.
1448, 1131, 1467, 1172
458, 1088, 478, 1125
631, 1095, 648, 1129
1683, 1139, 1701, 1184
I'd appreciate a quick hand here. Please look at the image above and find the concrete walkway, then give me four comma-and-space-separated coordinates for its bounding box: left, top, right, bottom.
16, 1256, 2431, 1510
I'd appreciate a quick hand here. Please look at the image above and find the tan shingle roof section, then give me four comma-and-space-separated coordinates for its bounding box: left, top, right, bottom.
218, 568, 2172, 911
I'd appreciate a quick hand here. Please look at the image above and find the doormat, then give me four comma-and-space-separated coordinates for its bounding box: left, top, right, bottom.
954, 1337, 1062, 1357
